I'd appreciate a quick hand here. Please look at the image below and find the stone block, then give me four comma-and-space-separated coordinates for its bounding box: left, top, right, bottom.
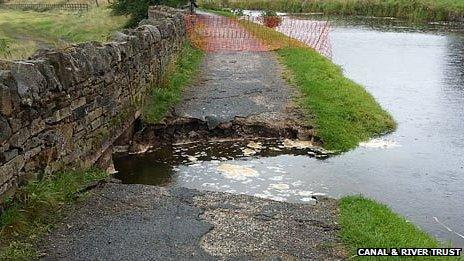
0, 115, 12, 144
0, 155, 25, 184
71, 97, 87, 111
10, 61, 47, 106
46, 107, 71, 124
3, 148, 19, 162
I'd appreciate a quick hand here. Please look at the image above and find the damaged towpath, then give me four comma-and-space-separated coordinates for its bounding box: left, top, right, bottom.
140, 12, 316, 142
39, 13, 344, 260
175, 51, 310, 133
39, 183, 345, 260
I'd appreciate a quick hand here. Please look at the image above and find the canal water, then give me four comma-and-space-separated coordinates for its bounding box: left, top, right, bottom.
114, 16, 464, 246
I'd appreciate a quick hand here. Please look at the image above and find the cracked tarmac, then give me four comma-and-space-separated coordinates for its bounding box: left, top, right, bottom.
39, 51, 343, 259
39, 183, 345, 260
174, 52, 307, 130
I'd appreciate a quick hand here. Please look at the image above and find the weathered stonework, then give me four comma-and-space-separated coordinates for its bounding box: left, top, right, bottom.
0, 6, 187, 199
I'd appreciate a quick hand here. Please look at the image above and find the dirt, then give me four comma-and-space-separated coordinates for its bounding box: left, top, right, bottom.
130, 51, 319, 152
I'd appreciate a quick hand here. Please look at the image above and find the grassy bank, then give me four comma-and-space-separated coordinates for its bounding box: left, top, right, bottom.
0, 169, 109, 259
199, 0, 464, 22
232, 15, 395, 151
339, 196, 443, 259
278, 47, 395, 151
143, 43, 204, 123
0, 7, 127, 59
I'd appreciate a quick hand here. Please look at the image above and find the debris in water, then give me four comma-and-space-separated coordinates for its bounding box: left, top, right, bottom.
202, 182, 219, 188
269, 175, 284, 181
359, 138, 400, 149
298, 190, 314, 196
247, 141, 263, 150
217, 164, 259, 181
300, 197, 317, 203
433, 216, 464, 239
254, 193, 286, 202
283, 139, 315, 149
187, 155, 199, 162
242, 148, 257, 156
269, 183, 290, 190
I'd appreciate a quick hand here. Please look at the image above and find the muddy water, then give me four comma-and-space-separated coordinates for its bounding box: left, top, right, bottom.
114, 17, 464, 246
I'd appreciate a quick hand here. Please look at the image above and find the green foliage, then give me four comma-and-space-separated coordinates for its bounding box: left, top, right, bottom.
277, 47, 395, 151
143, 43, 204, 123
111, 0, 188, 27
0, 169, 109, 260
199, 0, 464, 22
339, 196, 444, 260
261, 9, 277, 17
232, 8, 243, 16
0, 38, 11, 58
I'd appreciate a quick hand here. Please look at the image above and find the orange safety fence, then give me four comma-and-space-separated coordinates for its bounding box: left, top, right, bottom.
185, 14, 332, 58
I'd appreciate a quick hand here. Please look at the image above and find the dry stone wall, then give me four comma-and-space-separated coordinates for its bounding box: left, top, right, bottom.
0, 6, 186, 199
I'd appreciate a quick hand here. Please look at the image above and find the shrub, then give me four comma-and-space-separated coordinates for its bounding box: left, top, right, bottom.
112, 0, 188, 27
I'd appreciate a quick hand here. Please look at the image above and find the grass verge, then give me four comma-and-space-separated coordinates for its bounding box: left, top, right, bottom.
339, 196, 447, 260
143, 43, 204, 123
0, 169, 109, 260
277, 47, 395, 151
0, 7, 128, 59
199, 0, 464, 22
232, 14, 395, 151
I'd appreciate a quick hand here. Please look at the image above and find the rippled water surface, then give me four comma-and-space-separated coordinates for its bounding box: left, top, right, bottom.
115, 17, 464, 246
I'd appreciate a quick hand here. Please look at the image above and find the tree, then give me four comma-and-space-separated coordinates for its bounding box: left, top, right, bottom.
112, 0, 188, 27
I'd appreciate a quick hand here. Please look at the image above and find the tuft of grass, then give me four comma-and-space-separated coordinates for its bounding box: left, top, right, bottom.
0, 169, 109, 260
143, 43, 204, 123
0, 7, 128, 59
199, 0, 464, 22
339, 196, 447, 260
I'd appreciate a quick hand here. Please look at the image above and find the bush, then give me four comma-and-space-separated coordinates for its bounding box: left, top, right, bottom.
112, 0, 188, 27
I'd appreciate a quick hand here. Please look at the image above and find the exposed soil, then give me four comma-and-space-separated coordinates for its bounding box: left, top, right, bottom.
130, 51, 319, 152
